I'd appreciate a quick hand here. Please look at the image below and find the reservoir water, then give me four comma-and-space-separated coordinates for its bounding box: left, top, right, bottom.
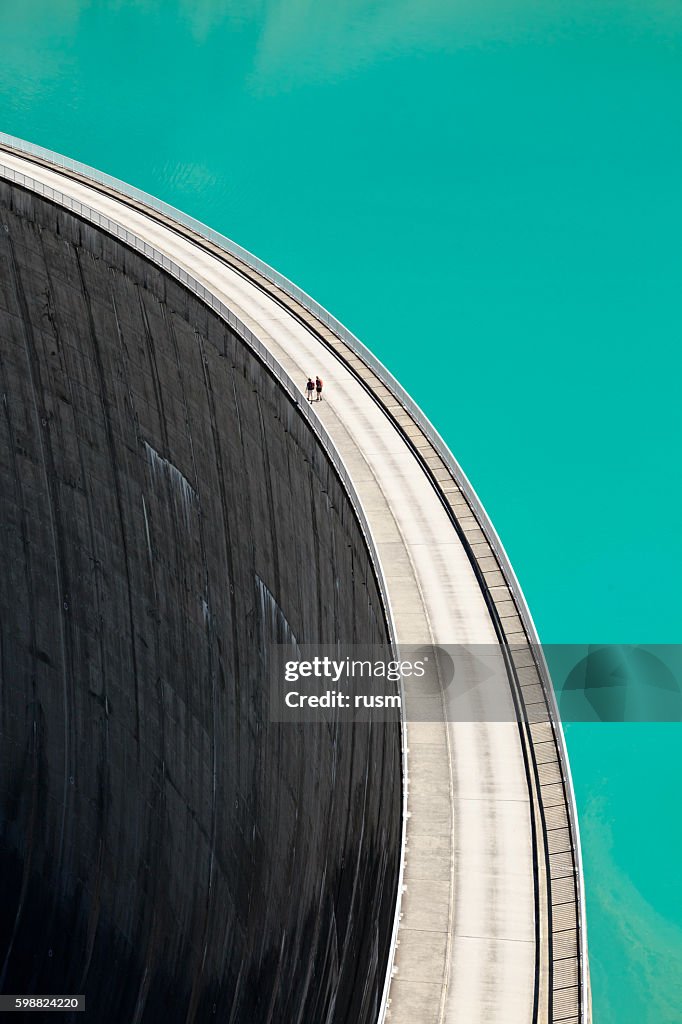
1, 3, 681, 1020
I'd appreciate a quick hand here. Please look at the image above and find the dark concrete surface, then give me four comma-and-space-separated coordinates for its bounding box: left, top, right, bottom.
0, 182, 401, 1023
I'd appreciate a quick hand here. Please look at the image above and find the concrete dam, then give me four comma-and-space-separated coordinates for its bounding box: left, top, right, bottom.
0, 137, 589, 1024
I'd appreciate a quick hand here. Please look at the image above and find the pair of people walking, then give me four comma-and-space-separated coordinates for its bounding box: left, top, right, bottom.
306, 376, 324, 402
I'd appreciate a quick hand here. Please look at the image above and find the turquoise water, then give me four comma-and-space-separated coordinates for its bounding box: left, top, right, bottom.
2, 3, 681, 1019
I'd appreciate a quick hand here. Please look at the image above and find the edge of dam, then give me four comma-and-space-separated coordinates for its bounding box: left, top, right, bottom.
0, 134, 590, 1024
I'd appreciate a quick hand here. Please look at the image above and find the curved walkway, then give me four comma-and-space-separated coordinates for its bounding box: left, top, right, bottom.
0, 141, 588, 1024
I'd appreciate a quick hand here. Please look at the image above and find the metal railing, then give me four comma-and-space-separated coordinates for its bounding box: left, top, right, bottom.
0, 137, 587, 1021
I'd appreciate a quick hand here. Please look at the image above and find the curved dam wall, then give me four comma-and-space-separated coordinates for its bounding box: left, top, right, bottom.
0, 182, 401, 1023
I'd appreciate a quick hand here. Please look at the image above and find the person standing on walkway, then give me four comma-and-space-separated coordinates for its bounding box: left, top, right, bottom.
315, 376, 324, 402
306, 377, 315, 402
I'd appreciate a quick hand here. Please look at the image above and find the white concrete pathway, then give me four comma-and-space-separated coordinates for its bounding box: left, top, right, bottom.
0, 150, 544, 1024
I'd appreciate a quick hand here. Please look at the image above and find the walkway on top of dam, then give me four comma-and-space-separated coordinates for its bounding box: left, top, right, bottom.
0, 141, 588, 1024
